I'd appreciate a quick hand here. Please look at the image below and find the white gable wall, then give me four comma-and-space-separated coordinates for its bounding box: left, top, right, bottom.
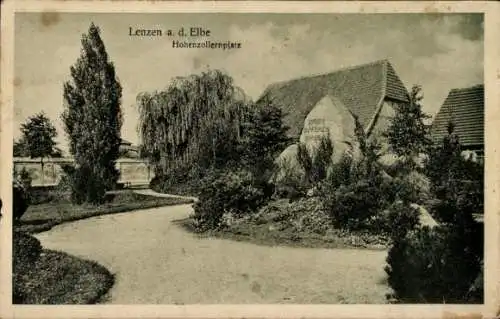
299, 96, 356, 162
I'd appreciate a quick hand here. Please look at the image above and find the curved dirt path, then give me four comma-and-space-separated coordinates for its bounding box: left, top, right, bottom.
35, 204, 390, 304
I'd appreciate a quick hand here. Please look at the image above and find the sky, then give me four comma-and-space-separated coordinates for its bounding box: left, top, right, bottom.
14, 13, 484, 153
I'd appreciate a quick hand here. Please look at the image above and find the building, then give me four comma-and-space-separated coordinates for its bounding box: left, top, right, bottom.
257, 59, 409, 169
430, 84, 484, 162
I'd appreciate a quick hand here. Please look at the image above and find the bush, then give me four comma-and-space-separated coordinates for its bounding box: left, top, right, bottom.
13, 231, 42, 267
325, 178, 388, 230
252, 198, 331, 235
310, 135, 334, 184
323, 152, 355, 190
65, 165, 108, 205
193, 169, 267, 231
387, 171, 430, 205
13, 231, 42, 303
375, 201, 420, 239
385, 222, 483, 303
13, 183, 29, 223
151, 162, 207, 196
273, 157, 307, 200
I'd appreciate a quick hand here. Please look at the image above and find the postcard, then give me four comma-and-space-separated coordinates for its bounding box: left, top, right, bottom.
1, 1, 499, 318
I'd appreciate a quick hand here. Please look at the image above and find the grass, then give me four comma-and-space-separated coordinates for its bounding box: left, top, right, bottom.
14, 249, 114, 304
17, 190, 194, 234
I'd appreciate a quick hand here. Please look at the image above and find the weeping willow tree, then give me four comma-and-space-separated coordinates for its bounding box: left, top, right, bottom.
137, 70, 252, 176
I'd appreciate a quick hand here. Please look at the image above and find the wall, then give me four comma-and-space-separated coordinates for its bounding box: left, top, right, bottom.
299, 95, 357, 161
13, 157, 152, 187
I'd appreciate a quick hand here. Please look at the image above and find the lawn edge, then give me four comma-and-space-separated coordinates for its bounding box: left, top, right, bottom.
20, 198, 195, 234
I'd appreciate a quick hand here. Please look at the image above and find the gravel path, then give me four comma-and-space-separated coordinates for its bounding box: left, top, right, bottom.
34, 204, 390, 304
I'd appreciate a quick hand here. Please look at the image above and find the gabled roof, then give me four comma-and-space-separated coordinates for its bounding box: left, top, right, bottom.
430, 84, 484, 147
257, 59, 409, 138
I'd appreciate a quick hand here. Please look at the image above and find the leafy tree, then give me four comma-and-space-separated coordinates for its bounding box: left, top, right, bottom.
137, 70, 248, 177
385, 85, 432, 169
239, 99, 290, 178
62, 23, 123, 204
16, 112, 60, 184
426, 121, 483, 223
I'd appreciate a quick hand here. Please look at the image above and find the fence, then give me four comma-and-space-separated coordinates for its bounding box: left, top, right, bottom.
13, 157, 153, 187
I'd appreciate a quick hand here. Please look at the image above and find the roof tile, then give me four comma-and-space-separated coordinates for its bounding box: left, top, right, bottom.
430, 84, 484, 147
257, 59, 408, 138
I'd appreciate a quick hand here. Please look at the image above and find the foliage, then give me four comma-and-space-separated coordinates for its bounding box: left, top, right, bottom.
17, 167, 33, 190
387, 124, 484, 303
193, 169, 267, 231
296, 142, 313, 185
273, 157, 307, 200
385, 85, 432, 168
353, 115, 383, 179
375, 201, 420, 239
385, 222, 483, 303
137, 70, 249, 176
321, 151, 355, 191
425, 121, 483, 222
13, 249, 115, 304
239, 99, 290, 178
296, 135, 334, 188
13, 179, 30, 223
13, 231, 42, 268
325, 176, 389, 230
311, 135, 334, 184
62, 23, 123, 204
15, 112, 60, 159
252, 198, 332, 235
320, 117, 392, 231
390, 171, 431, 205
13, 231, 42, 303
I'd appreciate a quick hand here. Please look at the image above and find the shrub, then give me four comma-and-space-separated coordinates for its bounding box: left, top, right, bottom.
296, 143, 313, 186
273, 157, 307, 200
64, 165, 112, 205
387, 171, 430, 205
13, 231, 42, 270
252, 197, 331, 235
193, 169, 266, 231
18, 167, 33, 190
375, 201, 420, 239
385, 223, 483, 303
13, 183, 29, 223
13, 231, 42, 303
310, 135, 334, 185
325, 178, 387, 230
323, 151, 355, 190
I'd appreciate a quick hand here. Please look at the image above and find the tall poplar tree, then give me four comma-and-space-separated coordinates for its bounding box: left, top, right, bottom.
62, 23, 122, 204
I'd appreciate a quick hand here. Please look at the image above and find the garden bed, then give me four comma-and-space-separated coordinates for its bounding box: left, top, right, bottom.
178, 198, 390, 250
14, 249, 114, 304
16, 190, 194, 234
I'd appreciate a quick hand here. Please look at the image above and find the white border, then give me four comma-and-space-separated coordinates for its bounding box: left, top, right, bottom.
1, 1, 498, 318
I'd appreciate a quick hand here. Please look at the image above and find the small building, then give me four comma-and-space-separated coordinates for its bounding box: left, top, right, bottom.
257, 59, 409, 171
430, 84, 484, 162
